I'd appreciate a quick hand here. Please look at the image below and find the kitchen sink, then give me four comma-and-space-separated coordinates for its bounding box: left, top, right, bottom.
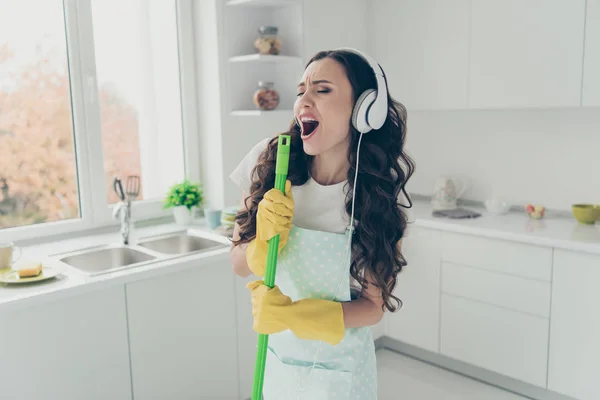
137, 232, 226, 255
58, 246, 158, 275
54, 230, 228, 277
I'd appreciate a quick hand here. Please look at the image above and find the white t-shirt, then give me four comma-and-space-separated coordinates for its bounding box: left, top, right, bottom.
229, 137, 414, 236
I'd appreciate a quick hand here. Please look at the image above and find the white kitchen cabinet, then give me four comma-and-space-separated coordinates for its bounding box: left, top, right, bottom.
441, 262, 551, 318
440, 294, 549, 388
548, 250, 600, 400
469, 0, 586, 108
126, 259, 239, 400
0, 287, 132, 400
441, 231, 553, 281
583, 0, 600, 106
235, 273, 259, 400
385, 227, 442, 353
372, 0, 470, 110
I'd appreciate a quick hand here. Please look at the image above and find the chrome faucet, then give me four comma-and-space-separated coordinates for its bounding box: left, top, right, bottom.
113, 176, 140, 245
113, 199, 132, 245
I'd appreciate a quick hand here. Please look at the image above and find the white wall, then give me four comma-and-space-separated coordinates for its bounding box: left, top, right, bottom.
403, 108, 600, 211
219, 0, 369, 207
200, 0, 600, 213
370, 0, 600, 212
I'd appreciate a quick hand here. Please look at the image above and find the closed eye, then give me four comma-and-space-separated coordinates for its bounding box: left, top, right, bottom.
296, 89, 330, 97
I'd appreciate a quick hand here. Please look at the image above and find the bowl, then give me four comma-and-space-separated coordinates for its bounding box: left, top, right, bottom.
484, 199, 511, 215
525, 204, 545, 220
572, 204, 600, 225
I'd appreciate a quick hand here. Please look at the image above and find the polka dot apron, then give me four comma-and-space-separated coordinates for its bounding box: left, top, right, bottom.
262, 225, 378, 399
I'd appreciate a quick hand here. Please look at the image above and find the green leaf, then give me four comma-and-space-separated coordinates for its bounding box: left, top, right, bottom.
163, 179, 204, 210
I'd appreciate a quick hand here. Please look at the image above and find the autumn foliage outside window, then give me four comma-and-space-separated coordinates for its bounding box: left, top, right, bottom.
0, 0, 184, 231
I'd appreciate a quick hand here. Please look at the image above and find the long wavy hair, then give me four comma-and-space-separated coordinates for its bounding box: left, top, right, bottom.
233, 50, 415, 312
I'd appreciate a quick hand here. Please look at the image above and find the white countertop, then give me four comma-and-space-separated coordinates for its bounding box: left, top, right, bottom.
410, 199, 600, 255
2, 201, 599, 314
0, 222, 232, 315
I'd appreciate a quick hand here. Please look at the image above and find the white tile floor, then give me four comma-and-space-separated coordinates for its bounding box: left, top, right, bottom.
376, 350, 530, 400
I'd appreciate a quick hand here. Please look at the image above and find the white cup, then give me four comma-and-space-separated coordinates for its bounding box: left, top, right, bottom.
0, 242, 21, 269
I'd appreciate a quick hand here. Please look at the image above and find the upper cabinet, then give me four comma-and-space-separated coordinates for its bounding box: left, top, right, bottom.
372, 0, 470, 110
469, 0, 587, 109
583, 0, 600, 106
376, 0, 596, 110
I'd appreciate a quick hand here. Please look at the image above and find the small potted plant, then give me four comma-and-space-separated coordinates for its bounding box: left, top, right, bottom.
163, 180, 204, 225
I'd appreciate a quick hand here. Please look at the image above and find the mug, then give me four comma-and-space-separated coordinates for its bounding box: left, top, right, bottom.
0, 242, 21, 269
204, 208, 222, 230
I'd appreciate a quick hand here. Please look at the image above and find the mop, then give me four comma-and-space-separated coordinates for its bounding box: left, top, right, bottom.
251, 134, 291, 400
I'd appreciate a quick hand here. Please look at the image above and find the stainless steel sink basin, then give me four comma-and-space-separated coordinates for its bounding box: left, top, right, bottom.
137, 232, 226, 255
59, 246, 157, 275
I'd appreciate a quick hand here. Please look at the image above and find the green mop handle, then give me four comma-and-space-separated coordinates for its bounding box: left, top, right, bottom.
251, 134, 291, 400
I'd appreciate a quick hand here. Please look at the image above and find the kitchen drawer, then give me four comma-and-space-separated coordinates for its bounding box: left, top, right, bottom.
441, 294, 549, 388
442, 262, 551, 318
441, 232, 552, 281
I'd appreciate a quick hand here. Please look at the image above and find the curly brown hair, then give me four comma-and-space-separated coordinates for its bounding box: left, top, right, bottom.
232, 50, 415, 312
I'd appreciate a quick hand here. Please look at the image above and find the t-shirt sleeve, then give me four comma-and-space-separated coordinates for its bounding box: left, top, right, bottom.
229, 137, 272, 194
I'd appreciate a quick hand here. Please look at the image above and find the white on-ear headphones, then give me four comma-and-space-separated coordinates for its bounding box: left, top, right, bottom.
335, 47, 389, 134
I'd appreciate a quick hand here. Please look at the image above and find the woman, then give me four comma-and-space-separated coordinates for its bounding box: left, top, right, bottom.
229, 48, 415, 399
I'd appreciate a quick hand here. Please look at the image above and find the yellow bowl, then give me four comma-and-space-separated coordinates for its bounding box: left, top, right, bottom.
572, 204, 599, 225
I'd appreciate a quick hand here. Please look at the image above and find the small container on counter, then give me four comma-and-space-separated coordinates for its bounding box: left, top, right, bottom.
253, 81, 280, 111
254, 26, 282, 55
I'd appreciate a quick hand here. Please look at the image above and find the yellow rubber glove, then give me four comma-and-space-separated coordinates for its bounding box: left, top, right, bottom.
247, 280, 345, 346
246, 180, 294, 277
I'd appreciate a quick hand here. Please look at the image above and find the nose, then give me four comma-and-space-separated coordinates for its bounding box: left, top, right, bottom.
296, 89, 315, 110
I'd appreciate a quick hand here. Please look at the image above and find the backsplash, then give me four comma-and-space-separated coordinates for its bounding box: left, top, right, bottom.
404, 108, 600, 211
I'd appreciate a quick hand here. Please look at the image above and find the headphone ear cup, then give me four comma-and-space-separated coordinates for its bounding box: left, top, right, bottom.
351, 89, 376, 133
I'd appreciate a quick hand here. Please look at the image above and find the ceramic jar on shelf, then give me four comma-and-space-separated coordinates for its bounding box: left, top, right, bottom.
254, 26, 282, 55
253, 81, 280, 111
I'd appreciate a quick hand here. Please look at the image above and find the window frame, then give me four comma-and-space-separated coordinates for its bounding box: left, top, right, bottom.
0, 0, 200, 244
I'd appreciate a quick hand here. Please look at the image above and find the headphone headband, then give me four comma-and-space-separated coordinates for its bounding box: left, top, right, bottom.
334, 47, 388, 132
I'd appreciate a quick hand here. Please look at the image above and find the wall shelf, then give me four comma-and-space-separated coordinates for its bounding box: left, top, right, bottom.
223, 0, 303, 116
229, 54, 302, 63
226, 0, 299, 7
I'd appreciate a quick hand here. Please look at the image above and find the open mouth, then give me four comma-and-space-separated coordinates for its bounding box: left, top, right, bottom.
300, 118, 319, 139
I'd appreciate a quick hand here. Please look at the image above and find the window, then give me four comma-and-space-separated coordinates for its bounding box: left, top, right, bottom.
0, 0, 80, 229
91, 0, 185, 204
0, 0, 194, 241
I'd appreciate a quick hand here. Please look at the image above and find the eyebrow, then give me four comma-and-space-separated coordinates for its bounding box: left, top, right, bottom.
297, 79, 333, 88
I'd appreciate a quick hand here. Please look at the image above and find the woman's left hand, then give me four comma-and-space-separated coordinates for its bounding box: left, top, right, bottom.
246, 280, 345, 345
247, 280, 293, 335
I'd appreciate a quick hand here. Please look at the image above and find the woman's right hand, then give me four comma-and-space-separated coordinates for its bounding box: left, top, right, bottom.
246, 180, 294, 277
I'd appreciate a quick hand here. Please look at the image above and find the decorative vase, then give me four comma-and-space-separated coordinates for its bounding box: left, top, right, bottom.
173, 206, 193, 225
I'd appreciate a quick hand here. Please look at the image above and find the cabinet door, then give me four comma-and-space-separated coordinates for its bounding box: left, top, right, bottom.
548, 250, 600, 400
127, 259, 239, 400
372, 0, 470, 110
0, 287, 131, 400
385, 227, 442, 353
469, 0, 586, 108
441, 294, 549, 387
583, 0, 600, 106
235, 273, 259, 400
